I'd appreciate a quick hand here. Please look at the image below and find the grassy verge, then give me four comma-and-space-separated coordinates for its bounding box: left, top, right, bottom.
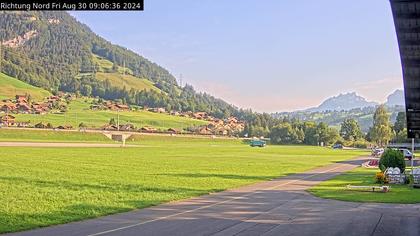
0, 138, 366, 233
0, 129, 112, 143
309, 167, 420, 204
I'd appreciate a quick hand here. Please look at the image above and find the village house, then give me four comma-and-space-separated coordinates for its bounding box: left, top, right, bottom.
17, 103, 31, 114
119, 124, 135, 131
48, 95, 60, 101
167, 128, 180, 134
106, 104, 119, 111
193, 112, 208, 120
149, 108, 166, 113
115, 104, 129, 111
140, 126, 158, 133
34, 122, 48, 129
102, 124, 118, 131
57, 125, 73, 130
0, 103, 17, 113
15, 95, 28, 104
198, 126, 212, 135
32, 103, 50, 114
0, 115, 16, 126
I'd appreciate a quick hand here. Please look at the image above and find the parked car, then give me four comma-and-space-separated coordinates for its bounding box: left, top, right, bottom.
332, 144, 343, 149
398, 148, 415, 160
250, 140, 266, 147
371, 148, 384, 157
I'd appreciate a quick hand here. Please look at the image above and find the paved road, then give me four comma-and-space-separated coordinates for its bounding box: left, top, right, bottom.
0, 142, 138, 147
7, 156, 420, 236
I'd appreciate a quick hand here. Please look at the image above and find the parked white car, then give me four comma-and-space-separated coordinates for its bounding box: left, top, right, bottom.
398, 148, 415, 160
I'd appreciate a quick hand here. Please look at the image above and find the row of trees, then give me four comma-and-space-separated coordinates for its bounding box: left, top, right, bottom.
245, 105, 409, 147
237, 110, 341, 146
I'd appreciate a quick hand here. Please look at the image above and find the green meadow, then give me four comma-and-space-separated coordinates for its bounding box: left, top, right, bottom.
0, 73, 51, 101
0, 132, 367, 233
309, 167, 420, 204
13, 99, 207, 130
95, 72, 160, 92
0, 129, 111, 143
91, 54, 160, 92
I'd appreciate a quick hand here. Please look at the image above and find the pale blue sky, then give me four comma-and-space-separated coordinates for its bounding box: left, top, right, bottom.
71, 0, 403, 112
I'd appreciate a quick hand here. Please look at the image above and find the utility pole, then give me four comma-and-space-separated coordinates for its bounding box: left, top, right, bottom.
412, 138, 415, 173
179, 74, 183, 87
117, 109, 120, 131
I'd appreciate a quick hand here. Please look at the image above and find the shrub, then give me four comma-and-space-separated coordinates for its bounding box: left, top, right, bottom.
379, 148, 405, 173
375, 172, 388, 184
353, 140, 369, 149
334, 139, 344, 145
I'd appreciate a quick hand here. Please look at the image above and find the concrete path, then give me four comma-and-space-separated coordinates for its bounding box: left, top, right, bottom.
0, 142, 138, 148
7, 156, 420, 236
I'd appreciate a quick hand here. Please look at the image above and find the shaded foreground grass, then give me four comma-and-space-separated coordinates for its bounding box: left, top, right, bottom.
309, 167, 420, 204
0, 136, 366, 233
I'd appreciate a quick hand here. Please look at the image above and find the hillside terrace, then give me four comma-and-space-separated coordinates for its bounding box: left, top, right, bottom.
0, 93, 245, 136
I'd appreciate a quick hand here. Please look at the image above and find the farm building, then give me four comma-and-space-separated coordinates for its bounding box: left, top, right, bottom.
15, 95, 28, 104
0, 115, 16, 126
140, 126, 158, 133
119, 124, 135, 131
0, 103, 17, 112
17, 103, 31, 113
168, 128, 180, 134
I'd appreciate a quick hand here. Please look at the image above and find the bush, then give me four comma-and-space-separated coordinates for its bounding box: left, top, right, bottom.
334, 139, 344, 145
379, 148, 406, 173
375, 172, 388, 184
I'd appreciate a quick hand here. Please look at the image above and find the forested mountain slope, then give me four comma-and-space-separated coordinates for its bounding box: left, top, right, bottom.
0, 11, 237, 118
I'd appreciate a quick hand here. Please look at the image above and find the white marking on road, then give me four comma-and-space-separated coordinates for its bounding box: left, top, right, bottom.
87, 162, 354, 236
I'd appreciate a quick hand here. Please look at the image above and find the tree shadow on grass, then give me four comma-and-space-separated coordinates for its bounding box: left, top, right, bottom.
334, 159, 369, 165
154, 173, 277, 181
0, 201, 158, 234
0, 175, 220, 194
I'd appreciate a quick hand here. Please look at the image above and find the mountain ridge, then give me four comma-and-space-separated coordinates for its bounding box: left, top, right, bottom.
304, 92, 379, 112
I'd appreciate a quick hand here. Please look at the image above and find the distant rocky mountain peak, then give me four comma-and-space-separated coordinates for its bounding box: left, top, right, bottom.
385, 89, 405, 107
305, 92, 378, 112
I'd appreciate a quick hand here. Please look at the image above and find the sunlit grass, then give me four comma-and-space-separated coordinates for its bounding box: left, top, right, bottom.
0, 135, 366, 233
309, 167, 420, 204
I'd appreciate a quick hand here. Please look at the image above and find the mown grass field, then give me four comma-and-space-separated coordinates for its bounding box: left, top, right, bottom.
0, 129, 111, 143
0, 133, 367, 233
92, 54, 133, 75
95, 72, 160, 92
13, 99, 207, 130
309, 167, 420, 204
92, 53, 160, 92
0, 73, 51, 101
